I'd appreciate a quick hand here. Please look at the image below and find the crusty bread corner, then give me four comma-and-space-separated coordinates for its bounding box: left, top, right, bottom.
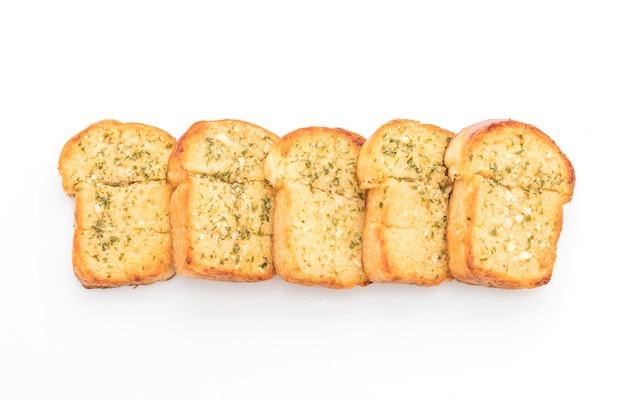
167, 119, 279, 282
58, 119, 176, 288
444, 119, 575, 289
264, 126, 370, 289
356, 119, 454, 285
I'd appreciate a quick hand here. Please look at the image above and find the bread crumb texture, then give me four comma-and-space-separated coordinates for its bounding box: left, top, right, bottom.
168, 120, 278, 282
444, 119, 575, 289
58, 120, 176, 288
264, 127, 369, 289
357, 120, 454, 285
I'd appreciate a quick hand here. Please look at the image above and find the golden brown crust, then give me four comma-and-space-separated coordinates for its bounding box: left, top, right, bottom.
444, 119, 575, 289
360, 188, 389, 280
169, 180, 191, 277
265, 126, 370, 289
356, 120, 454, 285
167, 119, 279, 282
59, 120, 176, 288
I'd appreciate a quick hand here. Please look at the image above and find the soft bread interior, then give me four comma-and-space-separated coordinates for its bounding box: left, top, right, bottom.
59, 120, 176, 288
356, 120, 454, 285
264, 127, 369, 288
167, 120, 278, 281
445, 120, 575, 289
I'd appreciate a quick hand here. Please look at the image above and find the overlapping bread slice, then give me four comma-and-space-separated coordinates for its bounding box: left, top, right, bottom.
444, 119, 575, 289
264, 127, 370, 289
356, 119, 454, 285
167, 120, 279, 282
58, 120, 176, 288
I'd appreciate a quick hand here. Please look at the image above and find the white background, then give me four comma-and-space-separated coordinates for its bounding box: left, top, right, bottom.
1, 0, 623, 399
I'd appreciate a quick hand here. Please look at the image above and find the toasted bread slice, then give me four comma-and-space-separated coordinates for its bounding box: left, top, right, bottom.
58, 120, 176, 288
356, 119, 454, 285
167, 120, 279, 282
444, 119, 575, 289
264, 126, 370, 289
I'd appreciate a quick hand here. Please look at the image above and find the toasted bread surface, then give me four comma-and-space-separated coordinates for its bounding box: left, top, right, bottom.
167, 120, 278, 282
357, 120, 454, 285
444, 119, 575, 289
264, 127, 370, 289
58, 120, 176, 288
